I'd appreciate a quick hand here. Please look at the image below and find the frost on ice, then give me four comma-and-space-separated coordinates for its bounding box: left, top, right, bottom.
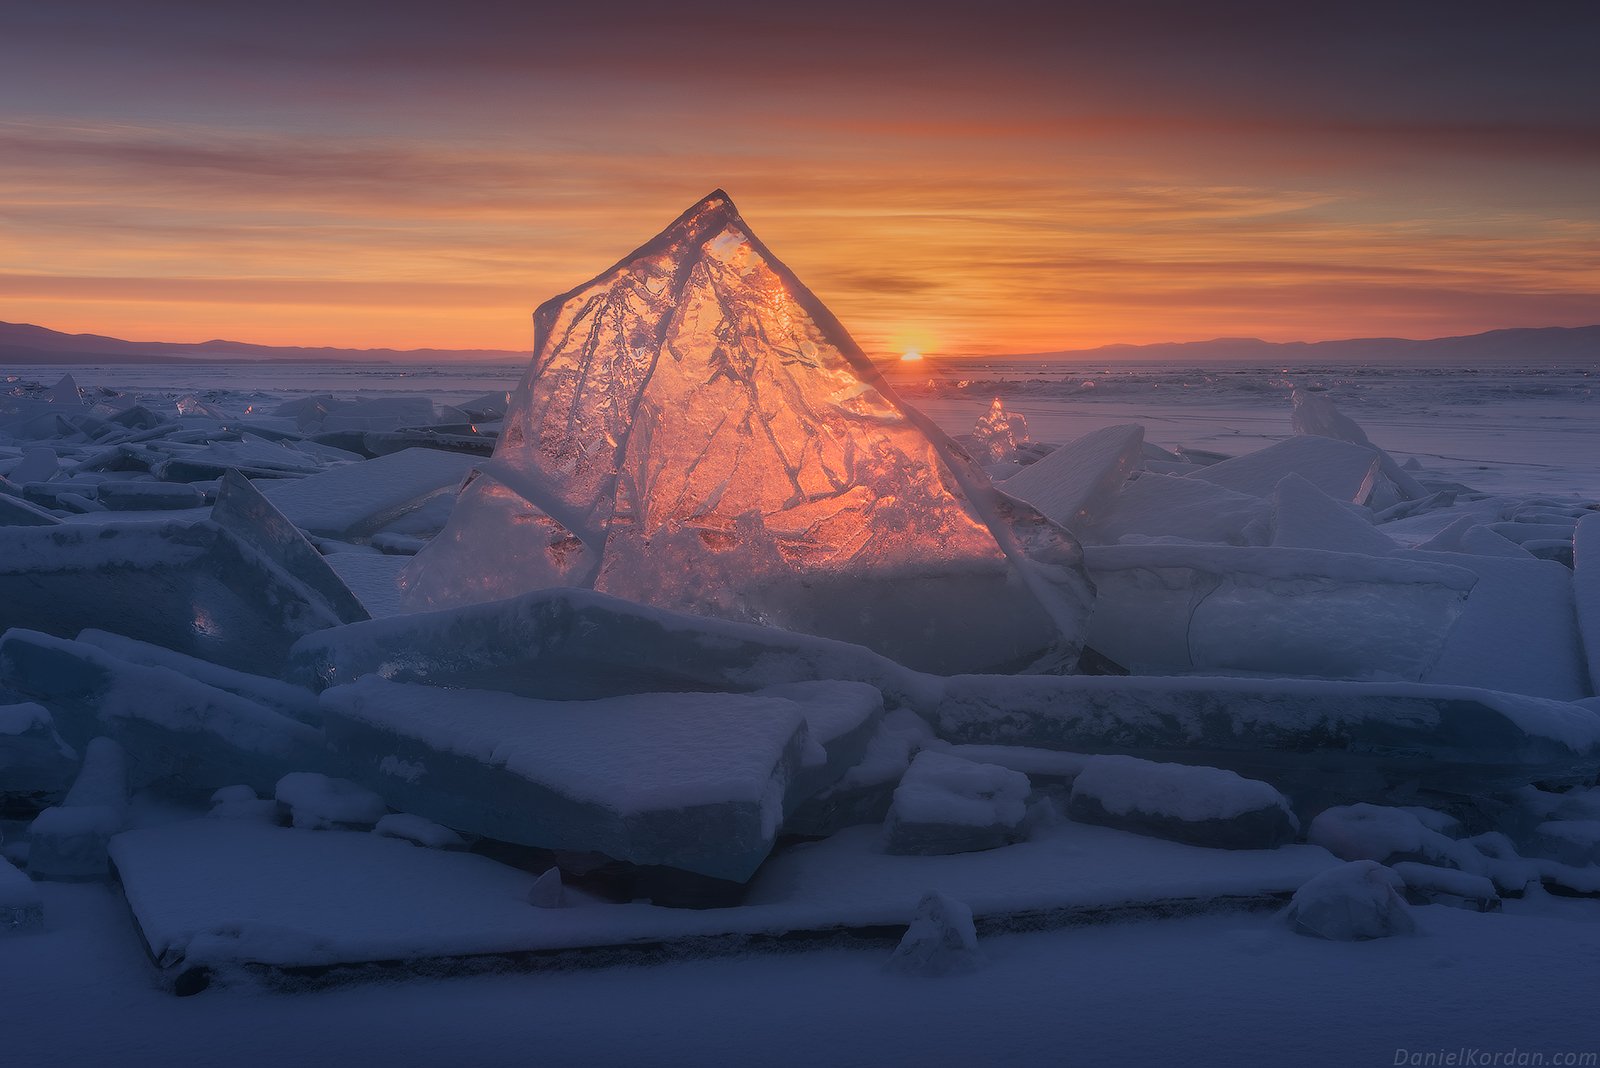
401, 191, 1091, 674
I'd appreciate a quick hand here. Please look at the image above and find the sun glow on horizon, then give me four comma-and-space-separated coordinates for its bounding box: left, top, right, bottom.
900, 350, 924, 362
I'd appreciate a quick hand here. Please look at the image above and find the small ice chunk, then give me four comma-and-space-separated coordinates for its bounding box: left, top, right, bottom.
1307, 804, 1484, 873
0, 701, 78, 812
882, 751, 1030, 856
26, 738, 129, 879
207, 784, 279, 823
1269, 474, 1397, 557
1188, 435, 1382, 504
886, 891, 980, 977
374, 813, 466, 850
1528, 820, 1600, 868
275, 772, 388, 830
1285, 861, 1415, 941
1067, 755, 1297, 850
528, 867, 566, 908
970, 397, 1029, 464
998, 423, 1144, 532
0, 855, 44, 933
1414, 516, 1533, 559
1388, 861, 1499, 912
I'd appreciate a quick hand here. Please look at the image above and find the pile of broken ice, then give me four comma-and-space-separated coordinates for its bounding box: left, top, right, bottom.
4, 191, 1600, 961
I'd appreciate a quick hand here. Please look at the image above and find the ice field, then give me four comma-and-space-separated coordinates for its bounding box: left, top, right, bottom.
3, 193, 1599, 1066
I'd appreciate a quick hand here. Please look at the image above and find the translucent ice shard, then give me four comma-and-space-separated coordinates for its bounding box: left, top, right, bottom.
403, 191, 1090, 673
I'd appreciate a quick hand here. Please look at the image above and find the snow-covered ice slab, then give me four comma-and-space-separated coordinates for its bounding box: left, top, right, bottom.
0, 473, 365, 674
108, 816, 1337, 989
997, 423, 1143, 532
260, 447, 476, 540
0, 630, 327, 794
403, 190, 1089, 674
0, 701, 77, 813
1187, 435, 1383, 503
321, 677, 808, 882
288, 587, 932, 705
930, 675, 1600, 802
1082, 544, 1474, 679
1576, 512, 1600, 694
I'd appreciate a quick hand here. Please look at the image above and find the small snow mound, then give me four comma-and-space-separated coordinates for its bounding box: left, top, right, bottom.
1286, 860, 1415, 941
274, 772, 387, 830
374, 813, 466, 851
886, 891, 980, 977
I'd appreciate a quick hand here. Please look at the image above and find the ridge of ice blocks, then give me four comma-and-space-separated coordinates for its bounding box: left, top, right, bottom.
275, 772, 388, 830
1067, 755, 1297, 850
1083, 544, 1474, 680
27, 737, 128, 879
0, 630, 328, 794
0, 472, 366, 674
882, 750, 1030, 856
401, 190, 1091, 674
930, 675, 1600, 802
1285, 861, 1415, 941
0, 701, 77, 814
997, 423, 1144, 532
1187, 435, 1383, 503
287, 586, 932, 708
319, 676, 814, 883
885, 891, 981, 976
0, 855, 43, 933
1576, 512, 1600, 693
260, 447, 477, 540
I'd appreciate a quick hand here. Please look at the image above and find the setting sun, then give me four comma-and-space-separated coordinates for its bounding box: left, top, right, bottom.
900, 350, 924, 362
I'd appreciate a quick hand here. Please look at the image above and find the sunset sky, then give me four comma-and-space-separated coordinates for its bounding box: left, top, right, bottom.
2, 2, 1598, 357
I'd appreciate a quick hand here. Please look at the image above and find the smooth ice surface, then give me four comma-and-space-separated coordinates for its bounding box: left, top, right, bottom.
1186, 435, 1382, 503
261, 448, 477, 539
402, 191, 1088, 674
0, 630, 328, 793
997, 423, 1143, 532
321, 676, 808, 881
1285, 860, 1415, 941
1083, 544, 1473, 679
1084, 472, 1269, 546
931, 674, 1600, 802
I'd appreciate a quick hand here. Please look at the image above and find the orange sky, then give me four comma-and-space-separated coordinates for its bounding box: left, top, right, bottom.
3, 3, 1598, 357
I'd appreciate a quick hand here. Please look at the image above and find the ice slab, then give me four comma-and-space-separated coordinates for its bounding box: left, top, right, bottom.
0, 474, 365, 674
76, 629, 322, 726
1082, 543, 1474, 680
288, 587, 932, 707
1414, 515, 1534, 558
0, 492, 62, 526
756, 681, 884, 805
275, 772, 387, 831
0, 855, 43, 933
0, 630, 328, 794
1407, 551, 1589, 700
1067, 755, 1296, 850
109, 815, 1337, 981
930, 674, 1600, 803
95, 481, 205, 511
320, 677, 809, 882
0, 702, 77, 814
1269, 474, 1398, 556
1290, 388, 1427, 501
882, 751, 1030, 856
1187, 435, 1382, 503
1285, 861, 1414, 941
26, 737, 128, 879
322, 552, 411, 618
997, 423, 1143, 532
1576, 512, 1600, 694
402, 191, 1089, 674
260, 448, 476, 540
1083, 472, 1268, 546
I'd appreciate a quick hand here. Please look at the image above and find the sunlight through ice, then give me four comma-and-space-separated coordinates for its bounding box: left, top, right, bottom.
402, 191, 1091, 672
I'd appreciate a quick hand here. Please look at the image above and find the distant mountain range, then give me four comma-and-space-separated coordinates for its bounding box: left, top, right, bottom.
0, 320, 527, 364
997, 325, 1600, 364
2, 319, 1596, 366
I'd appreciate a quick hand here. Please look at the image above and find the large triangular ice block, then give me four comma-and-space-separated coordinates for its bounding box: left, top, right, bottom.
403, 192, 1090, 672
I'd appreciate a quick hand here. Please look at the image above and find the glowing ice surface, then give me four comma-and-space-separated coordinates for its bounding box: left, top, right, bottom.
404, 192, 1088, 672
